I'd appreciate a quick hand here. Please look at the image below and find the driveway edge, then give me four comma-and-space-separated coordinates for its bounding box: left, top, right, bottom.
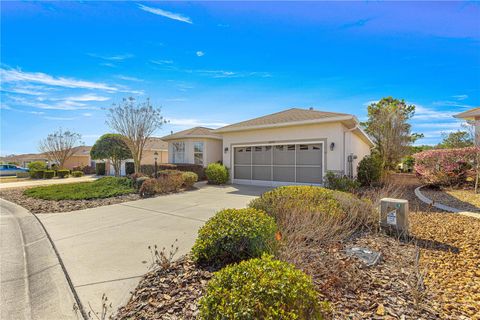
414, 186, 479, 218
0, 199, 88, 320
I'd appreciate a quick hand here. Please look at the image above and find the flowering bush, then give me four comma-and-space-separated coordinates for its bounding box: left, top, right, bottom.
413, 147, 479, 187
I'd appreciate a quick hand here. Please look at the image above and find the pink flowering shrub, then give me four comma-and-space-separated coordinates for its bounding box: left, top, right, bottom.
413, 147, 479, 186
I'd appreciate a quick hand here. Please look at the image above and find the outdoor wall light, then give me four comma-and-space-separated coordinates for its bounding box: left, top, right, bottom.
330, 142, 335, 151
224, 147, 229, 153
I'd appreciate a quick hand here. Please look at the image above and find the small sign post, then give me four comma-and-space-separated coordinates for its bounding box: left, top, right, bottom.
380, 198, 409, 238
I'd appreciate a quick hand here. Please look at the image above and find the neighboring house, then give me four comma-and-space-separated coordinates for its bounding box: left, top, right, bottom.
0, 146, 93, 169
454, 107, 480, 146
162, 108, 374, 186
104, 137, 168, 176
162, 127, 223, 166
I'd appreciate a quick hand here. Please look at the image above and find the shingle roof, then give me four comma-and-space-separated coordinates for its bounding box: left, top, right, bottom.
161, 127, 222, 141
145, 137, 169, 150
454, 107, 480, 120
214, 108, 354, 133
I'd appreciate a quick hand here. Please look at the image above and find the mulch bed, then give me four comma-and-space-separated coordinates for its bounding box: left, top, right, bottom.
421, 187, 480, 213
0, 187, 142, 213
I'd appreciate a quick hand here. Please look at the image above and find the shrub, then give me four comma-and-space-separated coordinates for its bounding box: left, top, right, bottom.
129, 172, 148, 189
71, 171, 84, 177
205, 163, 228, 184
125, 162, 135, 175
140, 164, 156, 176
135, 176, 150, 191
249, 186, 375, 245
57, 169, 70, 178
27, 161, 46, 171
192, 208, 277, 266
157, 164, 205, 180
73, 165, 95, 175
156, 171, 184, 193
30, 170, 45, 179
182, 171, 198, 189
413, 147, 479, 187
95, 162, 106, 176
139, 178, 157, 197
16, 172, 30, 178
357, 155, 383, 187
199, 254, 324, 320
324, 171, 360, 192
44, 170, 55, 179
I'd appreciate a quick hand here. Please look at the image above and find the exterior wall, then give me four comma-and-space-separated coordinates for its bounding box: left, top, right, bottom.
142, 150, 168, 165
63, 156, 90, 169
348, 131, 372, 176
475, 116, 480, 147
168, 138, 222, 166
221, 123, 346, 180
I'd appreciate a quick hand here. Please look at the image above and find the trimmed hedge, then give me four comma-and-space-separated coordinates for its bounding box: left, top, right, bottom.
157, 163, 205, 180
30, 170, 45, 179
27, 161, 46, 171
71, 171, 84, 177
205, 163, 229, 184
95, 162, 106, 175
199, 254, 324, 320
191, 208, 277, 266
44, 170, 55, 179
182, 171, 198, 189
57, 169, 70, 178
16, 172, 30, 178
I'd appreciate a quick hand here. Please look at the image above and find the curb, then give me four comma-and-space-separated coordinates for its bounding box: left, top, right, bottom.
0, 199, 87, 320
414, 186, 479, 218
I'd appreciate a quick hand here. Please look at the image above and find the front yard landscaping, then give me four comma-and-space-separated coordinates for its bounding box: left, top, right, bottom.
421, 187, 480, 212
114, 175, 480, 319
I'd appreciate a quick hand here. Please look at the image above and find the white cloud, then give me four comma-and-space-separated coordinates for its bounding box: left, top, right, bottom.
82, 113, 93, 117
196, 51, 205, 57
169, 118, 229, 128
1, 68, 119, 92
10, 96, 96, 111
165, 98, 188, 102
138, 4, 192, 24
452, 94, 468, 101
413, 105, 457, 120
150, 59, 174, 65
116, 75, 144, 82
43, 116, 76, 121
60, 94, 110, 102
432, 100, 473, 109
88, 53, 134, 61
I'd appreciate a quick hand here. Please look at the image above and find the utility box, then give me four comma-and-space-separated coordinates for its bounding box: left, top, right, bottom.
380, 198, 409, 237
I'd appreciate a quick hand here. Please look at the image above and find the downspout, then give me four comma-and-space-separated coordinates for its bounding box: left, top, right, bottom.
344, 126, 357, 177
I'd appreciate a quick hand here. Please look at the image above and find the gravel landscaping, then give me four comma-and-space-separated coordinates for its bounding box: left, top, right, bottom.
421, 187, 480, 212
0, 187, 142, 213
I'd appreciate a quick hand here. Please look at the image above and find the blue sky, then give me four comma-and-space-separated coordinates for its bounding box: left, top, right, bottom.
1, 1, 479, 155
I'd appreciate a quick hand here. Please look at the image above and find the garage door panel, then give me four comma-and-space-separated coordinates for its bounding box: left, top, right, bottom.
252, 166, 271, 181
296, 167, 322, 184
234, 166, 251, 179
273, 145, 295, 165
252, 146, 272, 165
273, 166, 295, 182
234, 148, 251, 165
296, 144, 322, 165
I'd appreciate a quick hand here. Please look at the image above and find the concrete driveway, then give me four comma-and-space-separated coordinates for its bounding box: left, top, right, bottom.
36, 183, 269, 315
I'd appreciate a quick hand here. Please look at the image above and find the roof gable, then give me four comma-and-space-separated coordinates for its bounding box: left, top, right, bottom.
161, 127, 222, 141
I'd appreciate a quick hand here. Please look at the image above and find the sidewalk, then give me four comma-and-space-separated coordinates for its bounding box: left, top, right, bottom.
0, 175, 97, 189
0, 199, 82, 320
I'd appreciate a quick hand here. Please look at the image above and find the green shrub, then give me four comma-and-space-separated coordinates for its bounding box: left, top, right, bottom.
205, 163, 228, 184
324, 171, 360, 192
57, 169, 70, 178
27, 161, 46, 171
30, 170, 45, 179
16, 172, 30, 178
140, 164, 156, 176
139, 178, 157, 197
44, 170, 55, 179
135, 176, 149, 191
95, 162, 106, 175
182, 171, 198, 189
157, 164, 205, 180
199, 254, 324, 320
192, 208, 277, 266
357, 155, 382, 186
71, 171, 84, 177
125, 162, 135, 175
25, 177, 134, 200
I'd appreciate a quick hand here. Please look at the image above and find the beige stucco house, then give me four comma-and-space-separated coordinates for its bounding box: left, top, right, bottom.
1, 146, 93, 169
162, 108, 374, 186
454, 107, 480, 146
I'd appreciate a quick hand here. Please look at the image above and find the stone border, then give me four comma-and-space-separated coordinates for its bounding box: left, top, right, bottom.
414, 186, 479, 219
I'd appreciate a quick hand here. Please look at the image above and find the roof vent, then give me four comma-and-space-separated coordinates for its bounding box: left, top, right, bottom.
309, 107, 314, 110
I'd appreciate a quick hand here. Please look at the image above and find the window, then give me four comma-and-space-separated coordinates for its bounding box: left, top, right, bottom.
172, 142, 185, 163
194, 142, 204, 165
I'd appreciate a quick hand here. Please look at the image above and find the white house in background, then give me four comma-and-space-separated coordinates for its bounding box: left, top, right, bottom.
161, 108, 374, 186
454, 107, 480, 146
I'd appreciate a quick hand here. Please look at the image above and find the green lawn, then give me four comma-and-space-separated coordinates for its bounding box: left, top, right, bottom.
24, 177, 135, 200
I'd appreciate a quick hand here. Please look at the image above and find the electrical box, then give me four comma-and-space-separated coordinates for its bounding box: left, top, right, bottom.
380, 198, 409, 237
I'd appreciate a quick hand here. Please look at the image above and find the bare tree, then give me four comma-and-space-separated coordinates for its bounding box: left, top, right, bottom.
39, 128, 83, 168
106, 97, 166, 173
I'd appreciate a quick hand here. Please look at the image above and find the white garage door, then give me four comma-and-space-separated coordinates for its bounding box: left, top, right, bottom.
233, 143, 323, 185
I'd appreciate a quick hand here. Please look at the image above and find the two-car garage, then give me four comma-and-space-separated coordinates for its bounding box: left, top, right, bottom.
233, 142, 324, 186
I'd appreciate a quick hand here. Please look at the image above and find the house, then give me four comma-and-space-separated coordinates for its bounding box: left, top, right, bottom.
104, 137, 168, 176
0, 146, 93, 169
454, 107, 480, 146
161, 108, 374, 186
